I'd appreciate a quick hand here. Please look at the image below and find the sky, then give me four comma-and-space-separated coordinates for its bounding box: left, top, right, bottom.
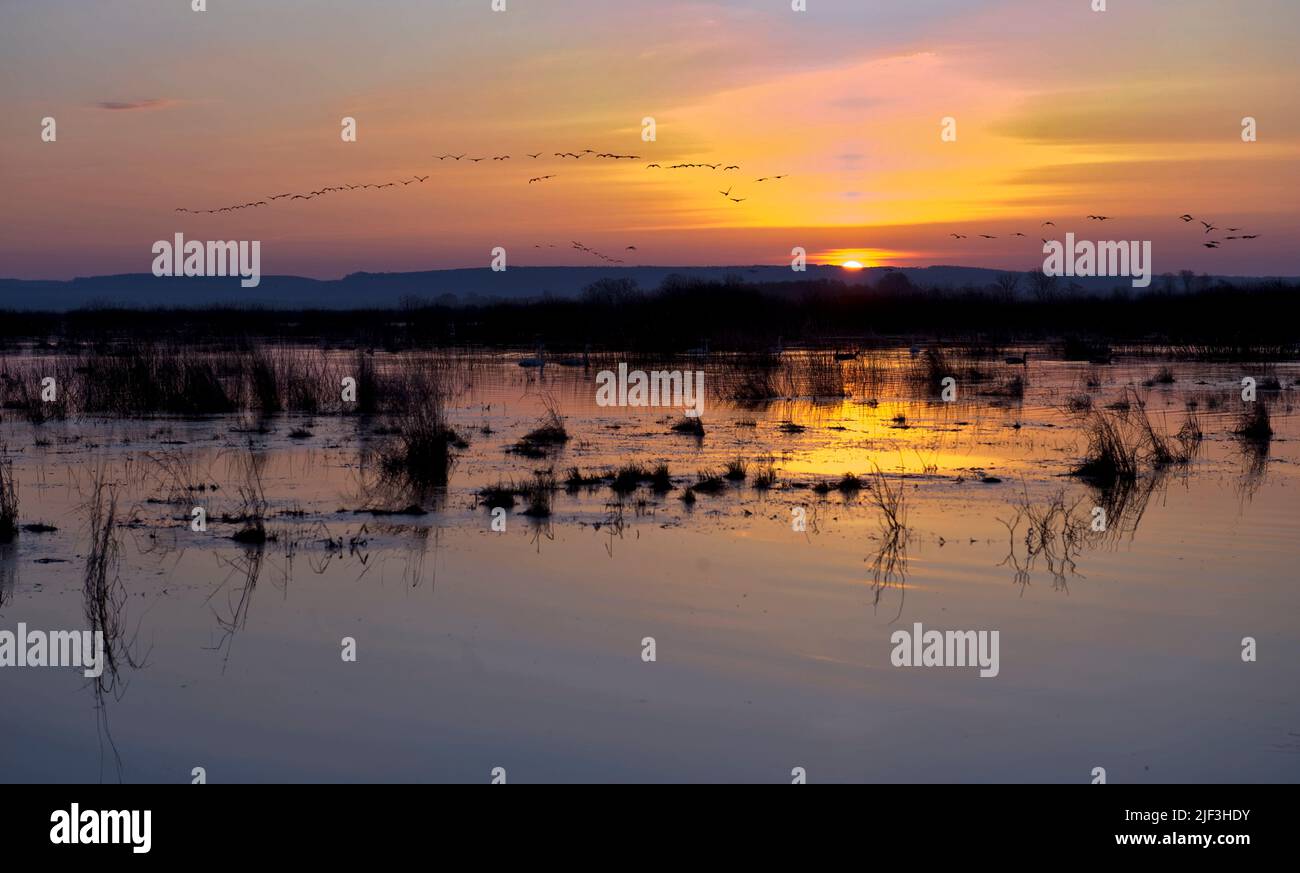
2, 0, 1298, 280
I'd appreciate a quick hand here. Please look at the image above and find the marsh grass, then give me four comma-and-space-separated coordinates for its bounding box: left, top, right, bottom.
864, 465, 909, 611
692, 470, 727, 494
520, 470, 557, 517
911, 347, 953, 396
564, 467, 607, 491
1234, 402, 1274, 443
0, 344, 483, 420
1073, 391, 1201, 482
1072, 404, 1142, 484
1064, 393, 1094, 414
0, 448, 17, 543
751, 456, 777, 490
378, 366, 463, 490
648, 463, 673, 493
81, 468, 142, 694
836, 473, 863, 493
998, 487, 1091, 591
1143, 365, 1177, 387
144, 447, 213, 505
229, 444, 271, 544
795, 352, 848, 397
515, 401, 570, 455
611, 464, 648, 495
670, 415, 705, 436
524, 402, 569, 444
478, 481, 518, 510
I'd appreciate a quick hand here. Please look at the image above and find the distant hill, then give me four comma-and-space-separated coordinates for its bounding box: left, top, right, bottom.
1, 265, 1293, 311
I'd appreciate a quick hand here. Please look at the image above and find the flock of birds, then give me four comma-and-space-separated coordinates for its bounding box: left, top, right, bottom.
174, 176, 433, 214
945, 214, 1261, 251
176, 146, 789, 217
1177, 213, 1261, 249
176, 149, 1262, 262
563, 241, 632, 265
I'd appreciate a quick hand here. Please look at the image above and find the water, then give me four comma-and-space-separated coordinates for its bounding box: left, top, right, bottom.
1, 349, 1297, 782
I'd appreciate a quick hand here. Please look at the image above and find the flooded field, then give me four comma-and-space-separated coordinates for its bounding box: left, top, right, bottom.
1, 346, 1297, 783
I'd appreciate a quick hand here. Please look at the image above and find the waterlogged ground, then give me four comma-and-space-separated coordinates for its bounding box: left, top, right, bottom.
1, 348, 1298, 783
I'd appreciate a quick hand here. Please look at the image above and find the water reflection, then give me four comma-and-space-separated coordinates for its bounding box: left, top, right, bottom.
0, 542, 16, 612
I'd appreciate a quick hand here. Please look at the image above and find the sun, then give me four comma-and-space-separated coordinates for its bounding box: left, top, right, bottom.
841, 260, 865, 270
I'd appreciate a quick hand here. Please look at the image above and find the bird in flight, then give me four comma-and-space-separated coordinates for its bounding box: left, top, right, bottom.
720, 186, 733, 197
729, 197, 746, 203
1179, 214, 1195, 222
1041, 221, 1055, 226
526, 152, 542, 159
468, 157, 486, 163
493, 155, 510, 161
1086, 215, 1112, 221
528, 175, 557, 184
949, 233, 967, 239
1203, 241, 1220, 248
646, 163, 661, 169
723, 165, 740, 171
979, 234, 997, 239
1011, 232, 1026, 237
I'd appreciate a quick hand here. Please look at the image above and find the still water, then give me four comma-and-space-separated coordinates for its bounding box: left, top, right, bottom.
1, 349, 1297, 782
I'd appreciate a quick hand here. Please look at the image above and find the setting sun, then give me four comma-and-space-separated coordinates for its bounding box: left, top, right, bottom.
841, 260, 865, 270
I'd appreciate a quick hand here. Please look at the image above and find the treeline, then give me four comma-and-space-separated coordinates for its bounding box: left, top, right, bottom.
1, 273, 1297, 352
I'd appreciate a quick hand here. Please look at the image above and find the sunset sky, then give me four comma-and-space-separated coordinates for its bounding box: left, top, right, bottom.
2, 0, 1297, 280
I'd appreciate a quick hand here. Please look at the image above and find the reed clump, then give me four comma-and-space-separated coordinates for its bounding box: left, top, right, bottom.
0, 449, 17, 543
520, 471, 557, 518
1234, 402, 1273, 443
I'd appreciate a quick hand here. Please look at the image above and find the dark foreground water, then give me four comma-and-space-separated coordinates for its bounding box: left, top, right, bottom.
1, 349, 1297, 782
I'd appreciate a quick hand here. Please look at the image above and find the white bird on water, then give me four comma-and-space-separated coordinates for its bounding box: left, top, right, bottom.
518, 345, 546, 368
